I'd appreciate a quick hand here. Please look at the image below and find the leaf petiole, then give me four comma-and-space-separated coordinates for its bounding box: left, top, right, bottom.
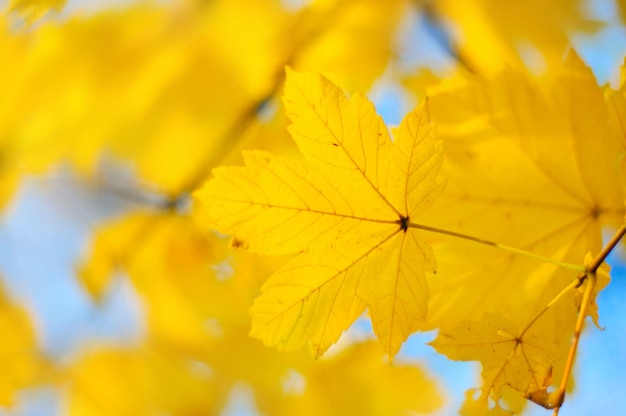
407, 222, 586, 272
552, 223, 626, 415
583, 223, 626, 278
519, 278, 580, 339
552, 269, 596, 416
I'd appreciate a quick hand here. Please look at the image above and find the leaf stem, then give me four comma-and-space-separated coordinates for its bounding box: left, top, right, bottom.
587, 223, 626, 275
519, 278, 580, 339
552, 269, 596, 416
552, 223, 626, 415
407, 222, 586, 272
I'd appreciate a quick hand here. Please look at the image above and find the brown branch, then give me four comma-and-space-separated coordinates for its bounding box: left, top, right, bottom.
552, 223, 626, 415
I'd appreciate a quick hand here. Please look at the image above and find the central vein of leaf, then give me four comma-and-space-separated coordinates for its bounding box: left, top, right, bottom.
397, 216, 409, 232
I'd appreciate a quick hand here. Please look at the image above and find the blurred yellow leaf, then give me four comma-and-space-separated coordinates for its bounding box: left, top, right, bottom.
0, 3, 286, 195
8, 0, 65, 21
0, 171, 18, 210
420, 51, 624, 331
0, 287, 47, 406
617, 0, 626, 25
79, 211, 229, 353
415, 49, 625, 414
281, 341, 442, 415
292, 0, 408, 91
402, 68, 444, 102
430, 0, 601, 75
66, 345, 216, 416
78, 213, 154, 300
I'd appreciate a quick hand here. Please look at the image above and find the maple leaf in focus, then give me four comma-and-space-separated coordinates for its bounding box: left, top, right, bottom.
430, 313, 558, 415
196, 69, 445, 358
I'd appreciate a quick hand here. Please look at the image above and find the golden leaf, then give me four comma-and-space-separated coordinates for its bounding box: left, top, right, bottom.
196, 69, 445, 358
421, 51, 624, 334
430, 313, 558, 415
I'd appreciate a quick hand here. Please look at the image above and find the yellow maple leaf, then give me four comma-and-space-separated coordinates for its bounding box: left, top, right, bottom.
196, 69, 445, 358
419, 51, 624, 333
430, 313, 558, 415
417, 52, 624, 412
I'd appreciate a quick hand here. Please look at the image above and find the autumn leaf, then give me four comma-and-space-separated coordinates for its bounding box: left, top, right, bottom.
430, 313, 558, 415
196, 69, 444, 358
409, 51, 625, 412
417, 51, 624, 334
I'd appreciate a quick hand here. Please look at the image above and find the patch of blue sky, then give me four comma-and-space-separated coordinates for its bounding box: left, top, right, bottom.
0, 174, 144, 359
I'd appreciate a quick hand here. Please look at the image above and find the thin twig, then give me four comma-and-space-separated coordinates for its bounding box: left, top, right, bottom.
552, 223, 626, 414
552, 270, 596, 416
